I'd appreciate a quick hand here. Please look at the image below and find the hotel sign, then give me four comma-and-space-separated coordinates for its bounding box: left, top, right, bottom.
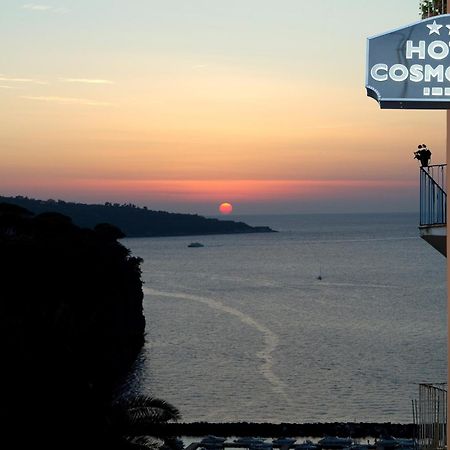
366, 15, 450, 109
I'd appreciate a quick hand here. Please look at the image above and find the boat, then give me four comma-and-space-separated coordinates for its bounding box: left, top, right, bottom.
272, 438, 297, 447
318, 437, 353, 449
317, 265, 322, 280
251, 443, 273, 450
375, 437, 415, 450
188, 242, 204, 248
295, 440, 319, 450
202, 436, 226, 441
234, 437, 266, 446
343, 445, 371, 450
375, 437, 399, 450
395, 439, 415, 448
201, 436, 227, 445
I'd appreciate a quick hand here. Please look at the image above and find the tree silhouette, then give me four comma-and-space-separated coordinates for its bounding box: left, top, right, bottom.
420, 0, 446, 18
0, 202, 149, 449
108, 395, 182, 449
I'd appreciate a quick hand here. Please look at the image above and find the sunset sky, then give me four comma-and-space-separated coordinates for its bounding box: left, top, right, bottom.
0, 0, 446, 214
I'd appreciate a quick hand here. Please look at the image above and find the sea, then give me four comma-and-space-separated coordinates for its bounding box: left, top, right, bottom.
123, 213, 447, 424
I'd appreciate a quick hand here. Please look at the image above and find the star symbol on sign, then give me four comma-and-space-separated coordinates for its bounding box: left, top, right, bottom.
446, 25, 450, 34
427, 20, 442, 35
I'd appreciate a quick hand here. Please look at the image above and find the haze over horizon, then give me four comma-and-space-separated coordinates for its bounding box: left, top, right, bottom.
0, 0, 445, 215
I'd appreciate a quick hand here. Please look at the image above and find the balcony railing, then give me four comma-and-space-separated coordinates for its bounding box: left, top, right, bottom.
420, 164, 447, 226
412, 383, 447, 450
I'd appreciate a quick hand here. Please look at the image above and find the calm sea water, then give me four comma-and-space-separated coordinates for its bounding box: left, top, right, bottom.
123, 213, 447, 424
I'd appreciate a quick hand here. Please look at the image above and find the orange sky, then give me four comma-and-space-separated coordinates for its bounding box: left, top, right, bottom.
0, 1, 445, 214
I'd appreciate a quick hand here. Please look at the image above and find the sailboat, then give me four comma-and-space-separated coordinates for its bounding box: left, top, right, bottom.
317, 266, 322, 280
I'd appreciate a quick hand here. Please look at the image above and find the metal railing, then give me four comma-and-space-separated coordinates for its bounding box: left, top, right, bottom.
412, 383, 447, 450
420, 164, 447, 226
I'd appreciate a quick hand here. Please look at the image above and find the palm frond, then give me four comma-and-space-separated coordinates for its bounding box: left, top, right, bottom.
125, 435, 162, 450
117, 395, 181, 425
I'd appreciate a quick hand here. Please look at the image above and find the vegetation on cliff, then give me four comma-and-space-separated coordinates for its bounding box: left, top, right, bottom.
0, 202, 178, 449
0, 196, 275, 237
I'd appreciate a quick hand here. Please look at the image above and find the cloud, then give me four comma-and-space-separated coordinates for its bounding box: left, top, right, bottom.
61, 78, 115, 85
20, 96, 112, 106
22, 4, 52, 10
0, 75, 47, 85
0, 85, 20, 89
22, 4, 69, 13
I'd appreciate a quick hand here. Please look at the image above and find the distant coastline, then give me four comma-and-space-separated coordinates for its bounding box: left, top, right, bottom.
0, 195, 276, 238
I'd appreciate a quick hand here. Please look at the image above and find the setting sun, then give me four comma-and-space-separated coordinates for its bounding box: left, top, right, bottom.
219, 202, 233, 215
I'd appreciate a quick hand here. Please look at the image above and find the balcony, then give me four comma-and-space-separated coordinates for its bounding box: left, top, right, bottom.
413, 382, 447, 450
419, 164, 447, 256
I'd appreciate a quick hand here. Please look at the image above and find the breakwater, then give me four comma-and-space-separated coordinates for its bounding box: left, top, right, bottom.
154, 422, 415, 438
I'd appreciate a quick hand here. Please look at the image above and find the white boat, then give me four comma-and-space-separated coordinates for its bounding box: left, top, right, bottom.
273, 438, 297, 447
318, 437, 353, 449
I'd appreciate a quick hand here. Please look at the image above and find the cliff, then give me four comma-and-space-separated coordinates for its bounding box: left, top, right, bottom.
0, 202, 146, 448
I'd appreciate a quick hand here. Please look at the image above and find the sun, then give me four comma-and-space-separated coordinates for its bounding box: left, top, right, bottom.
219, 202, 233, 215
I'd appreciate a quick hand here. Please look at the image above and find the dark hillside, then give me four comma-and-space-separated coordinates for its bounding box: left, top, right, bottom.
0, 203, 146, 448
0, 195, 275, 237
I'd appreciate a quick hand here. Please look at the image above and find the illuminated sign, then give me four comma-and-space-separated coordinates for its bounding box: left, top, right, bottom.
366, 14, 450, 109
